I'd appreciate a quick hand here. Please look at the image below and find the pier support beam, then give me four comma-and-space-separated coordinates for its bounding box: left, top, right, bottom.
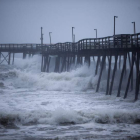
106, 54, 112, 95
96, 54, 106, 92
72, 55, 76, 68
8, 52, 11, 65
0, 53, 9, 64
47, 57, 51, 72
124, 52, 135, 99
67, 56, 70, 72
119, 55, 121, 69
41, 55, 44, 72
23, 52, 26, 59
134, 52, 139, 101
95, 56, 100, 76
84, 55, 90, 67
109, 53, 118, 95
43, 55, 48, 72
12, 53, 15, 65
61, 56, 67, 72
117, 53, 127, 97
54, 56, 60, 72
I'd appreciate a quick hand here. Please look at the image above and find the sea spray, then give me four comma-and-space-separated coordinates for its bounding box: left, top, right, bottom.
0, 55, 140, 139
0, 56, 129, 92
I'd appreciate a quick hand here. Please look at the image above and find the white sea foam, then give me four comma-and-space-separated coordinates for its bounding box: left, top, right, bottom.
0, 105, 140, 126
0, 55, 140, 139
0, 56, 130, 93
2, 59, 97, 91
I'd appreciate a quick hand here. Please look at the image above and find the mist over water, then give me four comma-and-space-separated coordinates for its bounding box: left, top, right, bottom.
0, 55, 140, 140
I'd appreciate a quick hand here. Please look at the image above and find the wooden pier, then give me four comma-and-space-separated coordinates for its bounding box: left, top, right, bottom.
0, 33, 140, 100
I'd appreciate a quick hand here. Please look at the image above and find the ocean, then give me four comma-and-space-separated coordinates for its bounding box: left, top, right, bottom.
0, 55, 140, 140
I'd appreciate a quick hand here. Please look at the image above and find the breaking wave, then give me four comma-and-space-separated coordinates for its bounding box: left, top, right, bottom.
0, 55, 129, 92
0, 107, 140, 128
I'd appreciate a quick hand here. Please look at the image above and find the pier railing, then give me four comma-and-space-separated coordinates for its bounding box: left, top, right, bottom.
0, 44, 41, 52
0, 33, 140, 54
42, 33, 140, 54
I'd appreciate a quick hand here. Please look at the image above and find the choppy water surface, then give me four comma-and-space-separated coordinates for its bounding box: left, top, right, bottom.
0, 56, 140, 140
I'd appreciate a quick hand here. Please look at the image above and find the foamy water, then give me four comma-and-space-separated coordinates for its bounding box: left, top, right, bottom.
0, 55, 140, 140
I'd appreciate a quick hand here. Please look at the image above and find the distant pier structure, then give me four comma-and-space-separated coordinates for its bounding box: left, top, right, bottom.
0, 44, 42, 64
0, 33, 140, 100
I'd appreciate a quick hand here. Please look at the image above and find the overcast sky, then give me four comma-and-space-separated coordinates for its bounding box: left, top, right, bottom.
0, 0, 140, 44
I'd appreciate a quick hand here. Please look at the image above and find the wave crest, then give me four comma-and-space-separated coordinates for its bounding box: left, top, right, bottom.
0, 108, 140, 127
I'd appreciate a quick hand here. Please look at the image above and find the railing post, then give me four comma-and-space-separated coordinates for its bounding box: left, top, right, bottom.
108, 37, 109, 48
94, 39, 95, 49
90, 39, 91, 49
12, 52, 15, 65
109, 37, 111, 48
137, 34, 138, 48
121, 35, 122, 48
8, 52, 11, 65
99, 38, 100, 49
105, 38, 106, 49
131, 35, 133, 47
102, 38, 103, 49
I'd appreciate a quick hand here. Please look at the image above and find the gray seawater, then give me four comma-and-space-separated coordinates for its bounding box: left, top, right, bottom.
0, 55, 140, 140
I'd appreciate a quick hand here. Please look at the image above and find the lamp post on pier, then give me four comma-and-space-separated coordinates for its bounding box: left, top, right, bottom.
40, 27, 43, 46
132, 22, 135, 34
94, 29, 97, 38
114, 16, 118, 36
131, 22, 135, 91
49, 32, 52, 45
73, 34, 75, 42
72, 27, 75, 43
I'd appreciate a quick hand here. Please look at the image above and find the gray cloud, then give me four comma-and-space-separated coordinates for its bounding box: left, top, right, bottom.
0, 0, 140, 44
